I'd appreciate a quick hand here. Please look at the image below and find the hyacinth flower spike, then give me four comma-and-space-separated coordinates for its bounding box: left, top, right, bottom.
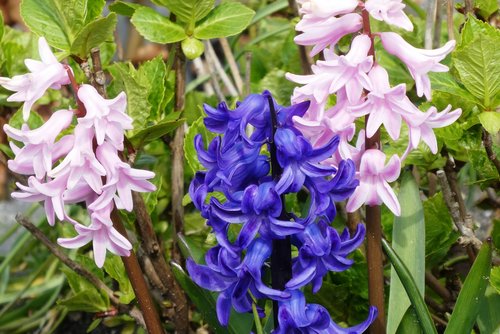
379, 32, 455, 100
365, 0, 413, 31
347, 149, 402, 216
0, 37, 70, 121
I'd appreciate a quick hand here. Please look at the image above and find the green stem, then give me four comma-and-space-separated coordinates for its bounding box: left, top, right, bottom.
403, 0, 426, 19
252, 301, 264, 334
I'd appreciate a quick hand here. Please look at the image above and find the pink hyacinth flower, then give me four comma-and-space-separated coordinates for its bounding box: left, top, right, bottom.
295, 13, 363, 56
287, 35, 373, 104
297, 0, 359, 17
77, 84, 132, 150
350, 65, 425, 140
49, 125, 106, 194
89, 142, 156, 212
365, 0, 413, 31
58, 203, 132, 268
12, 174, 69, 226
379, 32, 455, 100
404, 105, 462, 157
346, 149, 401, 216
3, 109, 74, 179
0, 37, 70, 121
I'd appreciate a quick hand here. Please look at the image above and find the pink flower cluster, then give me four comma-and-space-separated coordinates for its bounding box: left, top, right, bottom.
1, 38, 156, 267
288, 0, 461, 215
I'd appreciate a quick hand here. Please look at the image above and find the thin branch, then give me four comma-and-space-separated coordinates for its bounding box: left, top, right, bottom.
447, 0, 455, 40
15, 214, 145, 328
204, 50, 226, 101
425, 0, 438, 49
425, 271, 452, 301
192, 58, 215, 96
482, 129, 500, 175
218, 37, 244, 95
433, 0, 443, 48
464, 0, 474, 15
244, 51, 253, 96
205, 41, 239, 97
436, 170, 482, 255
90, 48, 107, 97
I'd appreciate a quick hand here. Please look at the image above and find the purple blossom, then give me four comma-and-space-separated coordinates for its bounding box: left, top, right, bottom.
0, 37, 70, 121
274, 290, 378, 334
287, 221, 365, 292
187, 239, 290, 326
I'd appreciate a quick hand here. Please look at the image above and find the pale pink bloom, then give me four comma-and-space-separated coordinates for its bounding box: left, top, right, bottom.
58, 203, 132, 268
403, 105, 462, 157
89, 142, 156, 212
0, 38, 70, 121
287, 35, 373, 104
297, 0, 358, 17
379, 32, 455, 100
12, 174, 69, 226
346, 149, 401, 215
365, 0, 413, 31
77, 84, 132, 150
3, 110, 74, 178
295, 13, 363, 56
49, 125, 106, 194
325, 130, 366, 169
349, 65, 425, 140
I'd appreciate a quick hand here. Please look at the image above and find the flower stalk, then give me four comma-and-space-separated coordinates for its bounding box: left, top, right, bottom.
362, 6, 386, 333
268, 95, 293, 327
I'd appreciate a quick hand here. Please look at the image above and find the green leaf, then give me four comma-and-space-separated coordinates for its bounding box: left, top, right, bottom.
475, 0, 499, 19
70, 13, 117, 57
172, 262, 254, 334
103, 255, 135, 304
58, 289, 109, 313
453, 17, 500, 108
109, 1, 143, 17
428, 72, 479, 105
8, 109, 44, 130
382, 239, 438, 334
194, 3, 255, 39
135, 55, 168, 121
491, 266, 500, 294
478, 111, 500, 134
250, 0, 288, 25
160, 0, 214, 25
387, 172, 425, 334
129, 118, 184, 147
131, 7, 187, 44
86, 319, 102, 333
184, 116, 216, 174
423, 193, 459, 268
181, 37, 205, 60
445, 241, 493, 334
20, 0, 98, 50
477, 285, 500, 334
107, 62, 150, 135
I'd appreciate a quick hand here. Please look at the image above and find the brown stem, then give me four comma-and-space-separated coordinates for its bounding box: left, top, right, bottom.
464, 0, 474, 15
425, 271, 452, 301
433, 0, 443, 48
64, 66, 86, 117
218, 37, 244, 95
288, 0, 312, 74
170, 43, 186, 267
244, 51, 253, 96
110, 209, 165, 334
90, 48, 107, 97
482, 129, 500, 175
347, 211, 361, 236
362, 7, 386, 334
15, 214, 146, 328
132, 192, 189, 332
